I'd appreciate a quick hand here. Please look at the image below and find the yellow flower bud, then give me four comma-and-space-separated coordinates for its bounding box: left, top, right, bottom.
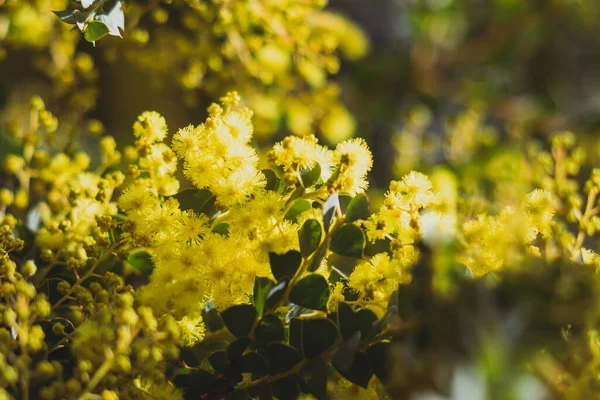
3, 154, 25, 174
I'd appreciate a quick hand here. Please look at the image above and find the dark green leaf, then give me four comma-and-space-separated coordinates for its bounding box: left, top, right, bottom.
286, 186, 305, 206
284, 200, 311, 223
300, 358, 328, 399
344, 193, 371, 222
323, 193, 340, 232
366, 342, 392, 381
307, 240, 328, 272
300, 164, 321, 187
268, 343, 301, 374
330, 223, 365, 258
262, 169, 279, 192
336, 303, 377, 341
355, 309, 378, 340
208, 351, 228, 374
338, 193, 353, 214
265, 280, 288, 311
301, 318, 338, 358
242, 352, 269, 380
83, 20, 110, 42
337, 302, 357, 341
334, 352, 373, 388
212, 223, 229, 236
271, 376, 300, 400
172, 369, 230, 395
171, 189, 216, 217
255, 314, 285, 345
126, 251, 154, 275
289, 318, 303, 354
227, 337, 250, 361
299, 219, 322, 258
248, 382, 272, 399
290, 274, 330, 312
253, 276, 276, 318
221, 305, 257, 337
203, 301, 225, 332
225, 390, 248, 400
53, 9, 76, 24
269, 250, 302, 282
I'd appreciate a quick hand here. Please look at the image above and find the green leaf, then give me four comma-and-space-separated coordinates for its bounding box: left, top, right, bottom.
289, 317, 303, 354
83, 20, 110, 42
330, 223, 365, 258
286, 186, 305, 206
271, 376, 300, 400
212, 223, 229, 236
202, 301, 225, 332
269, 250, 302, 282
299, 219, 322, 258
334, 352, 373, 388
207, 351, 228, 374
337, 302, 356, 341
300, 358, 328, 399
337, 303, 377, 341
171, 189, 216, 217
289, 274, 330, 312
52, 9, 76, 24
221, 305, 257, 337
242, 352, 269, 380
323, 193, 340, 232
255, 314, 285, 345
248, 382, 273, 399
253, 276, 276, 318
268, 343, 301, 374
344, 193, 371, 222
331, 331, 360, 372
338, 193, 353, 214
355, 309, 378, 340
126, 251, 154, 275
301, 318, 338, 358
265, 280, 288, 311
300, 163, 321, 187
366, 342, 392, 381
172, 369, 229, 395
284, 199, 311, 223
262, 169, 279, 192
227, 337, 251, 361
307, 240, 328, 272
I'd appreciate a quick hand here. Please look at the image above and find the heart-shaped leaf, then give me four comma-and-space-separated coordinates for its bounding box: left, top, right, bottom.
289, 274, 329, 312
221, 305, 257, 337
83, 20, 110, 43
285, 199, 311, 223
269, 250, 302, 282
300, 163, 321, 187
330, 223, 365, 258
255, 314, 285, 345
345, 193, 371, 222
301, 318, 338, 358
253, 276, 276, 317
268, 343, 301, 374
299, 219, 322, 258
126, 251, 154, 275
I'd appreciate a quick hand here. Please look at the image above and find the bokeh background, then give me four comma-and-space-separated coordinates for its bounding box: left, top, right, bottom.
2, 0, 600, 187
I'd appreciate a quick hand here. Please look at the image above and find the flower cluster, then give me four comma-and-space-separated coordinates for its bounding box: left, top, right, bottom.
1, 93, 600, 398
